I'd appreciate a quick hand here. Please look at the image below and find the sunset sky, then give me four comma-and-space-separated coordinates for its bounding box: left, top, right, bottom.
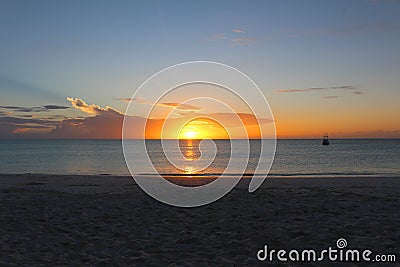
0, 0, 399, 139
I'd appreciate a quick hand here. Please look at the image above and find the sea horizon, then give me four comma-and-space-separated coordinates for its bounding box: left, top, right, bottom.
1, 139, 398, 177
1, 137, 400, 140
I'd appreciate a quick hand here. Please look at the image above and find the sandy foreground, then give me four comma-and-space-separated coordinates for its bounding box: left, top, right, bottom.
0, 174, 399, 266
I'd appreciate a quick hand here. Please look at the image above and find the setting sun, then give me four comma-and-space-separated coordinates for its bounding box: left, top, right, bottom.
182, 131, 197, 139
178, 118, 229, 139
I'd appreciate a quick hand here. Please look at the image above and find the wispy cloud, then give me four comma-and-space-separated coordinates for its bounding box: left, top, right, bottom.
205, 30, 264, 46
157, 103, 202, 111
232, 29, 245, 33
276, 85, 359, 93
114, 97, 146, 103
231, 37, 262, 45
276, 85, 364, 99
115, 97, 132, 103
205, 21, 397, 47
115, 97, 202, 111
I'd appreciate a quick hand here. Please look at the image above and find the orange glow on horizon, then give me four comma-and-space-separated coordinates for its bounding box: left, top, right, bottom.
143, 114, 264, 139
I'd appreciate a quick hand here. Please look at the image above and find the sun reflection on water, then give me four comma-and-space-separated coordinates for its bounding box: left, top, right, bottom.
183, 166, 196, 175
179, 139, 200, 174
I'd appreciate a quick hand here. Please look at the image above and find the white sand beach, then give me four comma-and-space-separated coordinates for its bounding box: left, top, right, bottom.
0, 174, 398, 266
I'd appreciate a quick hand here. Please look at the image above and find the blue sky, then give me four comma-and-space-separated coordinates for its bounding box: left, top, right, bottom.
0, 0, 399, 138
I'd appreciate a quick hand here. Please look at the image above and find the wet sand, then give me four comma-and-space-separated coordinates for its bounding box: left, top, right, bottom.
0, 174, 399, 266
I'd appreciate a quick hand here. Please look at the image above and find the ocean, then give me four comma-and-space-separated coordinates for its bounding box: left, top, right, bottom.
0, 139, 399, 178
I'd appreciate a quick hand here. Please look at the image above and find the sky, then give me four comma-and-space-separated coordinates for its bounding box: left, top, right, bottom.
0, 0, 399, 139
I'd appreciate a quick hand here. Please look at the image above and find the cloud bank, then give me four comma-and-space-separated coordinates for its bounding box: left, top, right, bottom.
0, 97, 272, 139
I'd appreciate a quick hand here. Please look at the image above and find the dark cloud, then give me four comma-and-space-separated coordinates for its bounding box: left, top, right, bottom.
0, 116, 58, 126
44, 98, 125, 138
50, 113, 126, 139
353, 91, 364, 95
19, 114, 36, 118
0, 110, 124, 139
0, 106, 34, 112
0, 100, 75, 138
0, 114, 60, 138
43, 105, 70, 110
0, 105, 70, 113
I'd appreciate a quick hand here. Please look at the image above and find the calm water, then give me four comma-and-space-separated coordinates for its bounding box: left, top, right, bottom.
0, 139, 399, 177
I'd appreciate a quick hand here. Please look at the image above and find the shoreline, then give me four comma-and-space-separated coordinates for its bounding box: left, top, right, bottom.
1, 172, 399, 193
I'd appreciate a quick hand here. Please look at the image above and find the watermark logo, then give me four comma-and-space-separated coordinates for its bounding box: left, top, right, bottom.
257, 238, 396, 263
336, 237, 347, 249
122, 61, 276, 207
